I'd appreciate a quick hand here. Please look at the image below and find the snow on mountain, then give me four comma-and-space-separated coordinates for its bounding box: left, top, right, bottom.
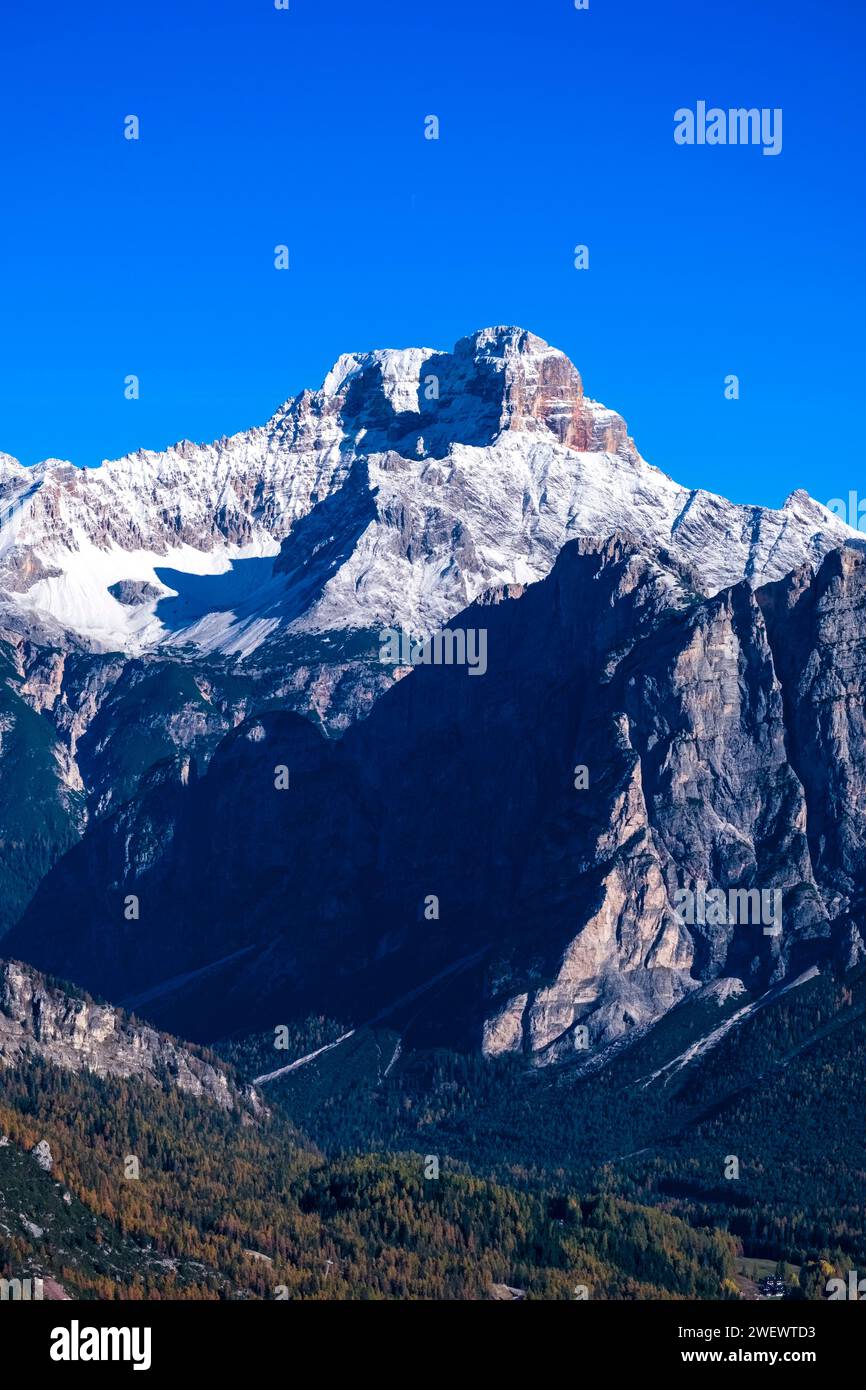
0, 327, 856, 658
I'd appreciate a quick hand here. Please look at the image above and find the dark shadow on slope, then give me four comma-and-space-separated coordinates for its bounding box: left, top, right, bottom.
153, 461, 379, 636
153, 555, 278, 631
337, 353, 504, 459
270, 457, 378, 616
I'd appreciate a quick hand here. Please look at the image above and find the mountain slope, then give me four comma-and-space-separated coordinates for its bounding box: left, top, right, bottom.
246, 956, 866, 1281
10, 535, 866, 1060
0, 963, 736, 1300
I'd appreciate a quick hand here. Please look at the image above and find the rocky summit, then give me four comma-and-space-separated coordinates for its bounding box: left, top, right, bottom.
0, 327, 853, 670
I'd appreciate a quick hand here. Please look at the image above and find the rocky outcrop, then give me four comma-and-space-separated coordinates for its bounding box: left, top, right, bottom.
31, 1138, 53, 1171
0, 959, 264, 1114
107, 579, 164, 607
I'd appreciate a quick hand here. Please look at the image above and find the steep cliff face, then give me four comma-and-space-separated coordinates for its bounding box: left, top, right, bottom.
483, 573, 828, 1062
10, 535, 864, 1061
0, 640, 85, 938
0, 959, 263, 1113
758, 547, 866, 955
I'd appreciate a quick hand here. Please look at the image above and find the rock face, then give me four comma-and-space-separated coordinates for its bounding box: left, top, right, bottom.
0, 959, 263, 1112
9, 535, 866, 1060
30, 1139, 53, 1172
107, 579, 163, 607
757, 548, 866, 908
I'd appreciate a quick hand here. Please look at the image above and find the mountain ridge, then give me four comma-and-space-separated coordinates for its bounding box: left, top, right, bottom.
0, 327, 855, 666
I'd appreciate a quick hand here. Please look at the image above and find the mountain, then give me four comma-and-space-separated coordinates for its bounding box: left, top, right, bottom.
0, 325, 857, 940
0, 327, 855, 718
10, 533, 866, 1063
4, 325, 866, 1303
4, 331, 864, 1059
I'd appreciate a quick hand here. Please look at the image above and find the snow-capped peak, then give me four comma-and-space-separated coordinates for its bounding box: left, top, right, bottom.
0, 327, 858, 659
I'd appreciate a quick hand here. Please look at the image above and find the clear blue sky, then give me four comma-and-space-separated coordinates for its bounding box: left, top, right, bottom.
1, 0, 863, 509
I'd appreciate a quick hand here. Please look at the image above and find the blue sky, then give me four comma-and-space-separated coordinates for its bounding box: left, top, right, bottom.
0, 0, 862, 509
